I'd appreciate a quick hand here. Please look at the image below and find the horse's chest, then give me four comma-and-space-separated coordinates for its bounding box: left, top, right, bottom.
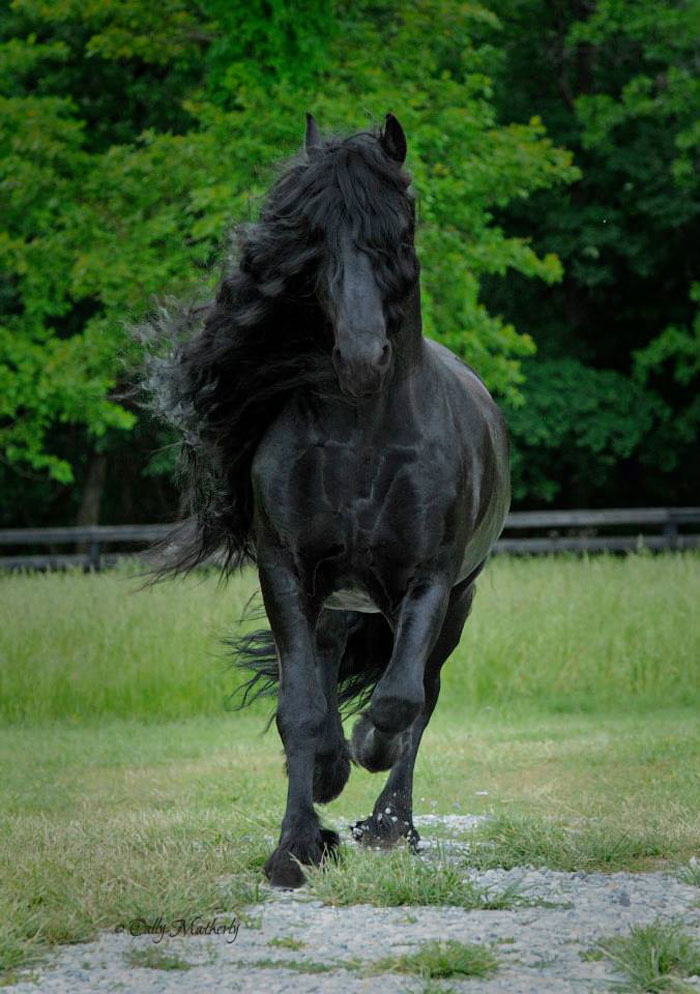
303, 442, 451, 540
265, 441, 461, 607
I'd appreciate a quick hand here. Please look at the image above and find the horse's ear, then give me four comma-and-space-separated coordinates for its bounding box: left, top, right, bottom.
305, 112, 322, 157
380, 112, 407, 164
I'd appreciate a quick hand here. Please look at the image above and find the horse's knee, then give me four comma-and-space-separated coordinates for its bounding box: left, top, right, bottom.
311, 708, 350, 802
313, 740, 351, 803
367, 689, 424, 736
276, 697, 327, 744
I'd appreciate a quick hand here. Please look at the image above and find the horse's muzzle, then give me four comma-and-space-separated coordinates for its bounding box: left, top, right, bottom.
332, 341, 393, 398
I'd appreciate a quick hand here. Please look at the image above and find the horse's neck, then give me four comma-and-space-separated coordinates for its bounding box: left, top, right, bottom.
393, 287, 423, 378
338, 344, 429, 434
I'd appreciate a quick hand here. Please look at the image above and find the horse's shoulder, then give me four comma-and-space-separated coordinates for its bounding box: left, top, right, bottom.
423, 339, 503, 421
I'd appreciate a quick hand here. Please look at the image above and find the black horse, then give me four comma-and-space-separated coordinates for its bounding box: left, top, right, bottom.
147, 113, 510, 888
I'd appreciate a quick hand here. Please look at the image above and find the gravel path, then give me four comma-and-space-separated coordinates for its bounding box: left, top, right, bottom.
6, 816, 700, 994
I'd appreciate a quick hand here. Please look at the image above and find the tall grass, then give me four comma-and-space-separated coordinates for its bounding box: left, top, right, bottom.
0, 553, 697, 724
0, 565, 256, 723
448, 551, 699, 714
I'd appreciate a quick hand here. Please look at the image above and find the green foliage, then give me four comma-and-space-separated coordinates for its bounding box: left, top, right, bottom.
9, 0, 206, 65
3, 0, 695, 516
203, 0, 335, 93
634, 288, 700, 390
0, 0, 575, 499
484, 0, 700, 505
568, 0, 700, 284
505, 359, 667, 503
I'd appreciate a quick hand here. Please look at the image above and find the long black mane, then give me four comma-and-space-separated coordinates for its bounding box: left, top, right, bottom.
144, 127, 417, 575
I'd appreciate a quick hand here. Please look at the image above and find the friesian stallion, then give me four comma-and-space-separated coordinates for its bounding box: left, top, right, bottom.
146, 113, 510, 888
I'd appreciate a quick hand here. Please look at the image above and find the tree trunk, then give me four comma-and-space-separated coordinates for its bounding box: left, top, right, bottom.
76, 452, 108, 567
76, 452, 108, 526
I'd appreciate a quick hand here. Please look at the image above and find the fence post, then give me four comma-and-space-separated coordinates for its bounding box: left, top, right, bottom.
663, 519, 679, 550
87, 539, 101, 572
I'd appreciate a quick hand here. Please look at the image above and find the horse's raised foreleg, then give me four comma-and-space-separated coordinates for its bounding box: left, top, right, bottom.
352, 579, 476, 845
351, 578, 451, 772
257, 551, 339, 888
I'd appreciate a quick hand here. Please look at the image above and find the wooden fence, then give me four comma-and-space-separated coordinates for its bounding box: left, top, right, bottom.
1, 507, 699, 571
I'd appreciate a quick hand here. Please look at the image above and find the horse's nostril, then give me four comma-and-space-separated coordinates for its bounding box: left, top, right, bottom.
332, 340, 391, 396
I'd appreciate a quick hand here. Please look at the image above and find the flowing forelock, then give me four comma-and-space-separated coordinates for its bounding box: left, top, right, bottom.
238, 130, 417, 321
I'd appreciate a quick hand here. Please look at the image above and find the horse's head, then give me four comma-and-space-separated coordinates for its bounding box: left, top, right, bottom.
302, 113, 419, 398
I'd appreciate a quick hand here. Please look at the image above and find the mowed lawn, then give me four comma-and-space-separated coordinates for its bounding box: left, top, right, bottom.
0, 554, 698, 972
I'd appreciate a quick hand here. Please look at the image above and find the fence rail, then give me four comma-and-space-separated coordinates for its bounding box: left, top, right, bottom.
1, 507, 699, 571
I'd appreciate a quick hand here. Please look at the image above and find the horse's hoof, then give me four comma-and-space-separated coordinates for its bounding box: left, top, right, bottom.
264, 828, 340, 888
313, 742, 351, 803
264, 849, 307, 888
350, 712, 408, 772
350, 809, 420, 849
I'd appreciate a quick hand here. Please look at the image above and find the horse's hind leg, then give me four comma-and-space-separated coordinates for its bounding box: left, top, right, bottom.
257, 549, 338, 888
313, 610, 351, 804
352, 579, 476, 847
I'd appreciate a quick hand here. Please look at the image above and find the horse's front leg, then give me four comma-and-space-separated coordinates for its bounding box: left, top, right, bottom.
313, 610, 351, 804
351, 578, 451, 772
258, 549, 339, 888
352, 579, 476, 846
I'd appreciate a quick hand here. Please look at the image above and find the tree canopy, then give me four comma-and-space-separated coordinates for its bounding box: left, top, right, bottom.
483, 0, 700, 504
1, 0, 696, 525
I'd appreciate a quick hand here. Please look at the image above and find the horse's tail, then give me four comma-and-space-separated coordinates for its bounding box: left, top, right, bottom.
336, 614, 394, 713
228, 614, 393, 720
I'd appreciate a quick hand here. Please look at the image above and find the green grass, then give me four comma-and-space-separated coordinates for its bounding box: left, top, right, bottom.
1, 553, 698, 723
230, 939, 498, 980
0, 555, 698, 975
0, 715, 276, 973
304, 843, 536, 909
125, 947, 194, 970
0, 564, 257, 724
375, 938, 499, 979
468, 813, 688, 873
268, 936, 306, 950
1, 708, 697, 974
678, 861, 700, 887
595, 920, 700, 993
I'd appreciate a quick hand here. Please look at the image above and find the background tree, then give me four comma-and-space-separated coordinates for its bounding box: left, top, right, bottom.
482, 0, 700, 505
2, 0, 696, 527
1, 0, 577, 526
